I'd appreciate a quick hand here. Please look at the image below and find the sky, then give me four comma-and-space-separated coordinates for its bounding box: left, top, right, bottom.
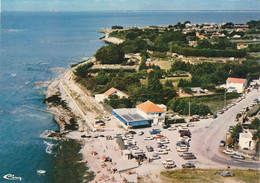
2, 0, 260, 11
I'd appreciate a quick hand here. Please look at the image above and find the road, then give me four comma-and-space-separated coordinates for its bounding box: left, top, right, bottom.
190, 90, 260, 169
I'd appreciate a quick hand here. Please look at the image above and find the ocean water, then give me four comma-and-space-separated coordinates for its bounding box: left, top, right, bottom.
0, 11, 259, 182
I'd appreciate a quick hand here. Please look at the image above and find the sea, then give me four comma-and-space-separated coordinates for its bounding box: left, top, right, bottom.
0, 11, 259, 182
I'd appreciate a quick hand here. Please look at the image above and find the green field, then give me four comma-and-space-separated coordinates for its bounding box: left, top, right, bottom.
138, 169, 260, 183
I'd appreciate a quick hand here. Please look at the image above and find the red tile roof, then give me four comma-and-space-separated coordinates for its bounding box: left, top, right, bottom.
103, 87, 128, 97
227, 77, 247, 84
137, 100, 165, 113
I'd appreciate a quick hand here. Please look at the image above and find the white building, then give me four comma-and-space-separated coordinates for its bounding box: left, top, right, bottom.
136, 101, 166, 125
112, 100, 166, 128
95, 87, 129, 103
226, 77, 247, 93
239, 131, 255, 151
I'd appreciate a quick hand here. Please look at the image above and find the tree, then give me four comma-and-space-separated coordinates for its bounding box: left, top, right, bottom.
147, 71, 162, 91
231, 124, 243, 142
95, 44, 125, 64
74, 62, 94, 77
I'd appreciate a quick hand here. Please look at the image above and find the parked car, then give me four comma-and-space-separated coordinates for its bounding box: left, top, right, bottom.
168, 126, 176, 131
179, 152, 194, 157
176, 146, 189, 152
162, 159, 175, 166
223, 149, 233, 155
183, 154, 196, 160
182, 163, 196, 168
150, 154, 161, 160
220, 171, 234, 177
144, 136, 154, 140
155, 149, 168, 155
178, 129, 191, 137
163, 164, 176, 169
230, 153, 245, 160
158, 144, 168, 149
219, 140, 226, 147
146, 145, 154, 152
212, 114, 218, 119
229, 126, 234, 132
138, 131, 144, 136
176, 141, 190, 147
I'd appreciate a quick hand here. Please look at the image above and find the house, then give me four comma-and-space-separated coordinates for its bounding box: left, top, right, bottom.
95, 87, 129, 102
226, 77, 247, 93
112, 100, 166, 129
137, 101, 166, 125
237, 44, 248, 50
238, 130, 255, 151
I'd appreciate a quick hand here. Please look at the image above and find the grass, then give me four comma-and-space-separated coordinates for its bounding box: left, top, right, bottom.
160, 169, 260, 183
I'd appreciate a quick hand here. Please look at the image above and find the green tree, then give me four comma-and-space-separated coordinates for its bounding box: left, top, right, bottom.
74, 62, 94, 77
95, 44, 125, 64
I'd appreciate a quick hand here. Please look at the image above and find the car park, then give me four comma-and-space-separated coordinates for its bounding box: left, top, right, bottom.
182, 163, 196, 168
219, 140, 226, 147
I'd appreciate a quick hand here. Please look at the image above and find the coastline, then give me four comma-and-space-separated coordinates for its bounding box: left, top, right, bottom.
45, 58, 132, 182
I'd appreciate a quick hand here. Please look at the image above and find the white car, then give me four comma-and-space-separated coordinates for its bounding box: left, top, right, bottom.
223, 149, 233, 155
144, 136, 154, 140
150, 154, 161, 160
157, 139, 169, 144
155, 149, 168, 155
162, 159, 175, 165
168, 127, 176, 131
138, 131, 144, 136
176, 147, 189, 152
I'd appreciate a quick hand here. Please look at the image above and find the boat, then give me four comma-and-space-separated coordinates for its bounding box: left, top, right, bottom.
3, 174, 22, 181
37, 170, 46, 175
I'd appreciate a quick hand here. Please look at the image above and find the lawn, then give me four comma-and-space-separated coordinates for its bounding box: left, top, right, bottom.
158, 169, 260, 183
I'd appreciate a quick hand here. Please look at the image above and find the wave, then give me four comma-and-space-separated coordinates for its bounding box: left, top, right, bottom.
1, 29, 23, 33
43, 140, 55, 155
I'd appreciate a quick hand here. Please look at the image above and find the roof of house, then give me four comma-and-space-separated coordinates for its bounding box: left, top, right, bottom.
227, 77, 247, 84
137, 100, 165, 113
104, 87, 128, 97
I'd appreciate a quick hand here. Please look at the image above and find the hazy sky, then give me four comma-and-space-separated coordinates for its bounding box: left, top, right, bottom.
2, 0, 260, 11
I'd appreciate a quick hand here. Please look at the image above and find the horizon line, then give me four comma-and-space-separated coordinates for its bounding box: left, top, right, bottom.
1, 10, 260, 13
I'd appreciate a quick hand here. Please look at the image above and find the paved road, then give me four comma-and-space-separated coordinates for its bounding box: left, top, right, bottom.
190, 90, 260, 169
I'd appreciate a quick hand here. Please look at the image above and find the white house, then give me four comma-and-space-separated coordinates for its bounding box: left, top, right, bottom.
226, 77, 247, 93
238, 130, 255, 150
95, 87, 129, 102
136, 100, 166, 125
112, 100, 166, 128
